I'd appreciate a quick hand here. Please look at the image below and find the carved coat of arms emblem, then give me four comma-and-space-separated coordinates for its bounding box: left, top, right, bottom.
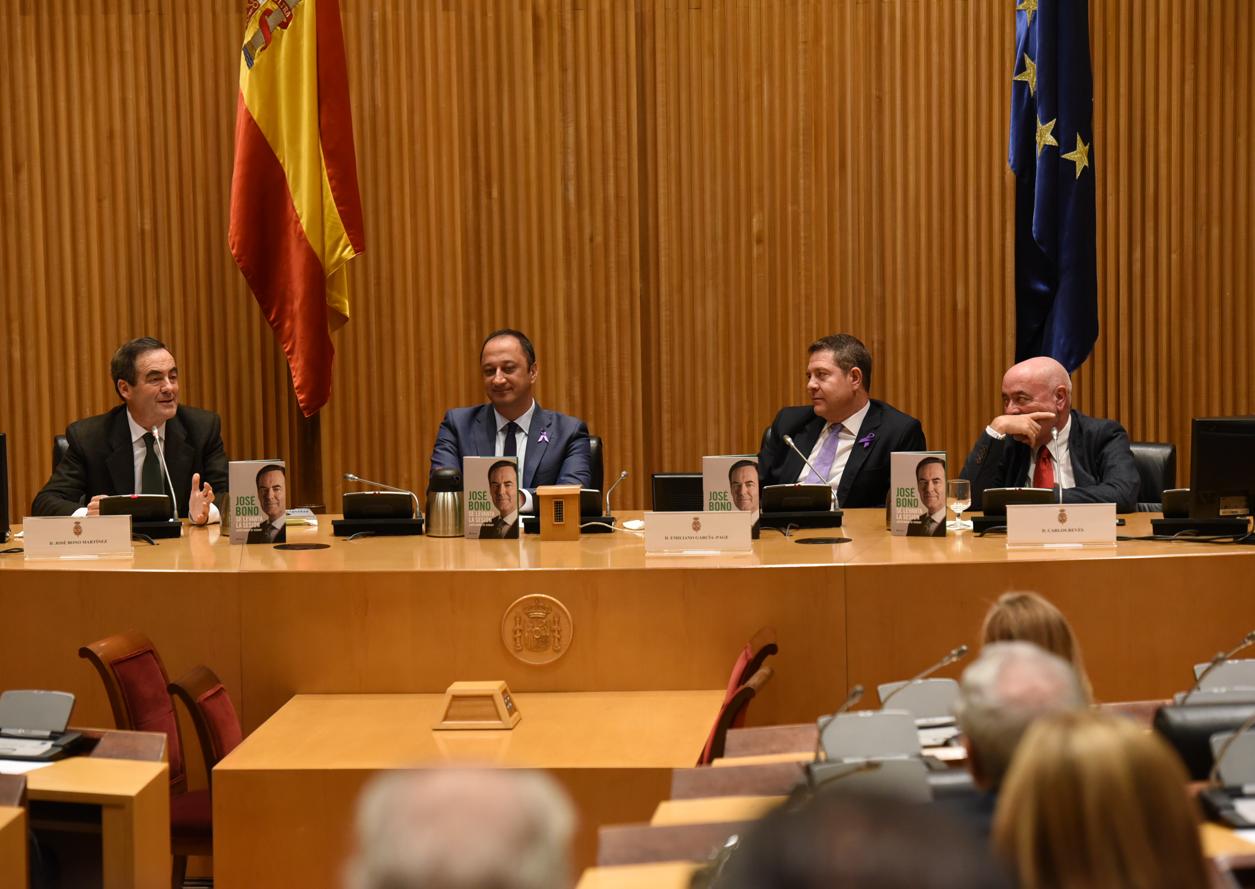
501, 595, 573, 665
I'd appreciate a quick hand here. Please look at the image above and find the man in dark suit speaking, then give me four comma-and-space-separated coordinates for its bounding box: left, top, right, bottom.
959, 356, 1139, 513
32, 337, 227, 524
758, 333, 926, 508
430, 329, 591, 513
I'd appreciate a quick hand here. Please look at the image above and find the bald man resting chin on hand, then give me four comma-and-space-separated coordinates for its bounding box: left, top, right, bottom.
959, 356, 1139, 513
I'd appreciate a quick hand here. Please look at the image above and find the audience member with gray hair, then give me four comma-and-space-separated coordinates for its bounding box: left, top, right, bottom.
344, 767, 576, 889
941, 641, 1087, 839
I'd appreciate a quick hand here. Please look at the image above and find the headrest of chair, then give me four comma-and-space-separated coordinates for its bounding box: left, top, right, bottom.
1152, 702, 1255, 779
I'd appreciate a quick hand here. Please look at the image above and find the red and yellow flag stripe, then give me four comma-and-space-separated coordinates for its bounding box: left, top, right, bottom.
229, 0, 364, 416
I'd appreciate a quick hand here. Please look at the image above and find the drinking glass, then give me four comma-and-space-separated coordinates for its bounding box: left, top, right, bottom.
947, 479, 972, 531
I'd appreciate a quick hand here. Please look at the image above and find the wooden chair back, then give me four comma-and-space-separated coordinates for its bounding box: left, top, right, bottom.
78, 630, 187, 792
169, 664, 244, 787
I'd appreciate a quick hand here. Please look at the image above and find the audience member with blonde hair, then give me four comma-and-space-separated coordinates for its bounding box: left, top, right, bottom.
980, 591, 1092, 700
993, 710, 1210, 889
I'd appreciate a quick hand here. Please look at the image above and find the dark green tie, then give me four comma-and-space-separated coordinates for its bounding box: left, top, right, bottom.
141, 432, 164, 495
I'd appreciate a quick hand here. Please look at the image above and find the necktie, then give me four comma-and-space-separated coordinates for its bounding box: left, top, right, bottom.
805, 424, 843, 484
503, 421, 520, 458
1033, 448, 1055, 489
141, 432, 164, 494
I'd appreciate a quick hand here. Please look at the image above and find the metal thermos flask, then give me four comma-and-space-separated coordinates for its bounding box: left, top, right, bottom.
425, 467, 464, 537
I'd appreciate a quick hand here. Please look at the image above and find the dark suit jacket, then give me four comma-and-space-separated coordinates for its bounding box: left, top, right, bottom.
907, 513, 946, 537
960, 409, 1140, 513
429, 403, 592, 500
757, 400, 927, 508
32, 404, 229, 518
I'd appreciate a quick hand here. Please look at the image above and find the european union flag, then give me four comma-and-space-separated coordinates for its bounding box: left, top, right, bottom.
1009, 0, 1097, 372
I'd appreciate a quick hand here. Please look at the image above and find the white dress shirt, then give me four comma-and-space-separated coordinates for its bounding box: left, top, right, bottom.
494, 400, 536, 512
796, 400, 873, 505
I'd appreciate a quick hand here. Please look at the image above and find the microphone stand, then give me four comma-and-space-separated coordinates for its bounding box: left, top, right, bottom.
1182, 630, 1255, 704
880, 644, 970, 707
604, 470, 629, 518
344, 473, 424, 520
150, 427, 179, 521
782, 434, 839, 510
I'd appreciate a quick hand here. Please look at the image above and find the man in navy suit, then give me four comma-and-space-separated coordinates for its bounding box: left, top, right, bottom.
429, 329, 591, 513
758, 333, 926, 508
959, 356, 1139, 512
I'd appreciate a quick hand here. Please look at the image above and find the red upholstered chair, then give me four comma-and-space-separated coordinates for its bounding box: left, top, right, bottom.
697, 665, 775, 765
697, 628, 779, 765
79, 631, 209, 888
168, 665, 244, 784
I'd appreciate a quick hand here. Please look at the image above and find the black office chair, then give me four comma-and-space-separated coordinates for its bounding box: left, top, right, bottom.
588, 435, 604, 494
1130, 441, 1176, 512
53, 434, 69, 470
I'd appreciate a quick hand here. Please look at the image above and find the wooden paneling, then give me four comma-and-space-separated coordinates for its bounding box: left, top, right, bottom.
1, 1, 1251, 519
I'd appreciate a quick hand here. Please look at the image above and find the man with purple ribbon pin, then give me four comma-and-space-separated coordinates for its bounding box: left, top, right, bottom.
758, 333, 926, 508
430, 328, 591, 514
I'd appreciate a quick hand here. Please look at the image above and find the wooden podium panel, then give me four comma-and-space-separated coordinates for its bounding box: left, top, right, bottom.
212, 691, 724, 889
26, 757, 171, 889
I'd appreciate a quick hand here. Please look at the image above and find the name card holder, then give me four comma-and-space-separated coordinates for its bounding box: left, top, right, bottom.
22, 516, 133, 560
434, 681, 521, 731
643, 511, 753, 554
1006, 503, 1117, 548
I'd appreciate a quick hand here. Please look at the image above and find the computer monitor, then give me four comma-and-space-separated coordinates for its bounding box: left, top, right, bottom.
1191, 417, 1255, 519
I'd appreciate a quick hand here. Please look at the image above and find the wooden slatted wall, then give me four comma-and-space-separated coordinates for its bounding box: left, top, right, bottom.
1, 0, 1251, 520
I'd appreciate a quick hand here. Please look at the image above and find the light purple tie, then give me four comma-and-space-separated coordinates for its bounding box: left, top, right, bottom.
805, 424, 843, 483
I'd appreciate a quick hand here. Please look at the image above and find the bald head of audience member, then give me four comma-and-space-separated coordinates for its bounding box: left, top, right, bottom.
714, 792, 1010, 889
345, 768, 575, 889
953, 642, 1086, 791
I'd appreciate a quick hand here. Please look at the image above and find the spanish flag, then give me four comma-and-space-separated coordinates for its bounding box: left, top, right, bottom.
229, 0, 365, 416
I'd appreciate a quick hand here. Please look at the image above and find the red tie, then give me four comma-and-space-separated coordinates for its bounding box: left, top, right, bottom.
1033, 449, 1055, 489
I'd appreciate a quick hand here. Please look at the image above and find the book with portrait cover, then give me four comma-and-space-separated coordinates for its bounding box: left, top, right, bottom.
227, 459, 287, 544
702, 455, 760, 522
464, 455, 520, 540
890, 452, 947, 538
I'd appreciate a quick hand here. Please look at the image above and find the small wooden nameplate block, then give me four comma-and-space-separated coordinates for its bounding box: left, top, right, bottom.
434, 680, 522, 731
537, 485, 581, 541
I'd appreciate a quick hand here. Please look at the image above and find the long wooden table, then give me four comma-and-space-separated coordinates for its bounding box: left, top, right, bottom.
211, 690, 724, 889
4, 511, 1254, 756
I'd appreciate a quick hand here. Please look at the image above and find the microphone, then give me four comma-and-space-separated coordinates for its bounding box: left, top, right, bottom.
344, 472, 423, 520
1182, 629, 1255, 704
880, 644, 970, 707
782, 434, 839, 509
604, 470, 629, 517
150, 427, 178, 520
812, 684, 865, 764
1209, 708, 1255, 785
1050, 426, 1062, 503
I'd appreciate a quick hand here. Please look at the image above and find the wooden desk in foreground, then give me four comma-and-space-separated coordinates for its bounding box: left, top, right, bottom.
26, 757, 170, 889
212, 690, 724, 889
0, 805, 26, 888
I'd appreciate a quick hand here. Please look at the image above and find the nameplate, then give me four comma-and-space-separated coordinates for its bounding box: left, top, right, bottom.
643, 511, 752, 554
1006, 503, 1117, 548
23, 516, 133, 560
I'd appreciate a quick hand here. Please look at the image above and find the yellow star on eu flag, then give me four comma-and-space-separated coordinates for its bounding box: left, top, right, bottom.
1013, 53, 1037, 96
1035, 117, 1058, 156
1017, 0, 1038, 29
1061, 134, 1091, 179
